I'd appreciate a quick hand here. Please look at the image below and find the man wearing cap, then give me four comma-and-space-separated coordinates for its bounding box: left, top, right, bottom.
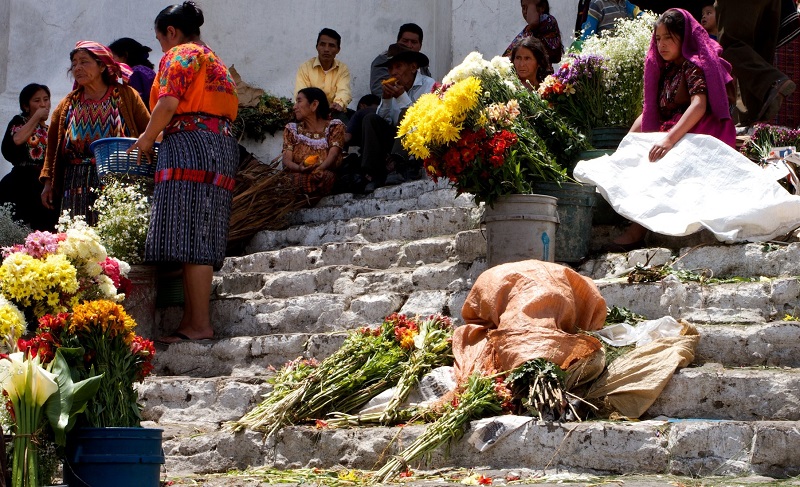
370, 23, 432, 98
360, 43, 436, 192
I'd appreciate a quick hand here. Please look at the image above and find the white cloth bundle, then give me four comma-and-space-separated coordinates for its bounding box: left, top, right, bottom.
574, 133, 800, 242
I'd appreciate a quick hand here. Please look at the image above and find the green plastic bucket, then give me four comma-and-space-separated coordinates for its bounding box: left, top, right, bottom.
590, 127, 628, 149
483, 194, 559, 267
64, 427, 164, 487
531, 182, 596, 263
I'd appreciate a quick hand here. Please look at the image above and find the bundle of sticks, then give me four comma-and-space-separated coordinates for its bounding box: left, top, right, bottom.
227, 152, 304, 249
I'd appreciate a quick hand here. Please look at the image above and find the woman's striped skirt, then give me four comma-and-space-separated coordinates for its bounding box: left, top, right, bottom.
145, 129, 238, 269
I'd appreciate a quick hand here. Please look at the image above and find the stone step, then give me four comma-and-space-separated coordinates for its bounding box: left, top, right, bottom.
314, 178, 453, 208
245, 206, 483, 253
150, 322, 800, 378
597, 276, 800, 324
580, 244, 800, 280
158, 274, 798, 340
140, 365, 800, 424
153, 418, 799, 478
214, 261, 480, 299
221, 230, 485, 275
288, 185, 475, 226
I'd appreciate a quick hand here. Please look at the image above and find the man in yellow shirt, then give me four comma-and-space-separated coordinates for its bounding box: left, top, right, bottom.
294, 28, 352, 119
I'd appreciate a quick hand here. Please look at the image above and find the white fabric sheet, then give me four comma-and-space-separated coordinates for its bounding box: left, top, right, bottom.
574, 133, 800, 242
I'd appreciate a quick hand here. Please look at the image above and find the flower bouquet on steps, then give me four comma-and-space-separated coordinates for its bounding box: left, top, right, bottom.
398, 52, 586, 207
229, 314, 453, 436
18, 300, 156, 428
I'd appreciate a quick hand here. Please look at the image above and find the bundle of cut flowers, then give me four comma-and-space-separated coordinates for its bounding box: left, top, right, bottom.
0, 215, 130, 322
230, 313, 453, 436
93, 180, 151, 265
740, 123, 800, 163
374, 371, 514, 482
538, 54, 607, 131
577, 11, 658, 128
18, 300, 155, 428
398, 52, 586, 207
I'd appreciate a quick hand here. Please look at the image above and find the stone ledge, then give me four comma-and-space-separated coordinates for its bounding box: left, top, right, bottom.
154, 419, 800, 478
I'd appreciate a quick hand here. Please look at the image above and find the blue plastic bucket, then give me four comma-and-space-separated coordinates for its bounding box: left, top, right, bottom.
64, 427, 164, 487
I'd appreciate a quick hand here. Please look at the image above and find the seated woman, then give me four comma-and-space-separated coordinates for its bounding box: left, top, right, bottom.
610, 8, 736, 249
0, 83, 59, 230
282, 87, 345, 204
503, 0, 563, 69
511, 37, 550, 90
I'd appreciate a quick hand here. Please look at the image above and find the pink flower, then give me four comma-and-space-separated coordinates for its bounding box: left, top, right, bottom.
23, 231, 62, 258
99, 257, 121, 288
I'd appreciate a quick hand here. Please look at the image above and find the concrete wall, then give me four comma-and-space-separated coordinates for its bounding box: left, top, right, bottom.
0, 0, 577, 175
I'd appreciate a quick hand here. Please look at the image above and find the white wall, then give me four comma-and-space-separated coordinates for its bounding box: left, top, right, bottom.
1, 0, 577, 174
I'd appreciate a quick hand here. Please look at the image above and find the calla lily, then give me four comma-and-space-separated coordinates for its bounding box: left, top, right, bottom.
26, 354, 58, 406
0, 351, 60, 487
0, 351, 28, 401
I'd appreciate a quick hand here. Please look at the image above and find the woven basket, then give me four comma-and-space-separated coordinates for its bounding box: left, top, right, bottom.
90, 137, 159, 180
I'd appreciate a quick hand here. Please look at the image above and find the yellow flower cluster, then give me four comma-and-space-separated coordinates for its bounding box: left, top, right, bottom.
398, 77, 482, 160
69, 300, 137, 343
442, 76, 481, 123
0, 297, 25, 350
0, 253, 79, 316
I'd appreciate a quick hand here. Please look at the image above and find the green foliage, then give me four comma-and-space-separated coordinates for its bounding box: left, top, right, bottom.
44, 348, 103, 446
0, 203, 30, 250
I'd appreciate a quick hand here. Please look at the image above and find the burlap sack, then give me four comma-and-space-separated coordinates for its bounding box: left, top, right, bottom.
454, 260, 607, 385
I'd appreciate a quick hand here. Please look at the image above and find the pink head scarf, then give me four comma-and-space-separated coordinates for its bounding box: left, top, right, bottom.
641, 9, 733, 132
72, 40, 132, 86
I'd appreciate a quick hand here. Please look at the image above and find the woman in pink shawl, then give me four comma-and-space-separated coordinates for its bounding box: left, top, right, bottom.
632, 8, 736, 161
610, 8, 736, 250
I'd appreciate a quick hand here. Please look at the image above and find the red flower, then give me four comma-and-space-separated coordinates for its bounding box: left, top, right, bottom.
315, 419, 328, 429
478, 475, 493, 485
398, 469, 414, 478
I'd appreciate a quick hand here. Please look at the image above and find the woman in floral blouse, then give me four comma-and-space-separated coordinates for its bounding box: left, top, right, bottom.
0, 84, 58, 230
129, 1, 238, 344
282, 87, 345, 205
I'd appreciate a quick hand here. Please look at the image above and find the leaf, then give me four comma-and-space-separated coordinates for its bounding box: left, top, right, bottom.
45, 348, 104, 446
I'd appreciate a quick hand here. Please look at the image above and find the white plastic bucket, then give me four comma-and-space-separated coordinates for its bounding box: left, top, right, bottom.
484, 194, 559, 267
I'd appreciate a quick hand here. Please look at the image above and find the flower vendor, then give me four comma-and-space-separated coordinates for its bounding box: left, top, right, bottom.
128, 1, 238, 344
511, 37, 550, 90
40, 41, 150, 225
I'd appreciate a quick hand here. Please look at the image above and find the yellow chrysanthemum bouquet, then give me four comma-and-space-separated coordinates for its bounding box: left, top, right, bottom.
398, 52, 586, 206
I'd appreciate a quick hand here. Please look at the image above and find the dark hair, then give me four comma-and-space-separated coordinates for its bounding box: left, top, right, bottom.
397, 23, 424, 43
316, 28, 341, 47
657, 9, 686, 44
298, 87, 330, 119
69, 48, 117, 86
155, 1, 204, 38
538, 0, 551, 14
511, 37, 550, 83
357, 94, 380, 107
700, 0, 716, 8
108, 37, 154, 69
19, 83, 50, 114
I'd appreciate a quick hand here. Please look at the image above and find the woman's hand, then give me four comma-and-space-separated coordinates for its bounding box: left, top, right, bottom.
32, 107, 50, 123
41, 179, 55, 209
649, 136, 675, 162
127, 134, 157, 165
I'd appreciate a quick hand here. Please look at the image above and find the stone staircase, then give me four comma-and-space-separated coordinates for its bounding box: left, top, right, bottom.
138, 178, 800, 481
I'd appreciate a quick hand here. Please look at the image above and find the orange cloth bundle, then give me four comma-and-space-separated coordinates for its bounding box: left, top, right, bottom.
453, 260, 607, 385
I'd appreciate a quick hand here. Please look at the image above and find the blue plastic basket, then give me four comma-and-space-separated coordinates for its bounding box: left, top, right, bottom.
90, 137, 158, 179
